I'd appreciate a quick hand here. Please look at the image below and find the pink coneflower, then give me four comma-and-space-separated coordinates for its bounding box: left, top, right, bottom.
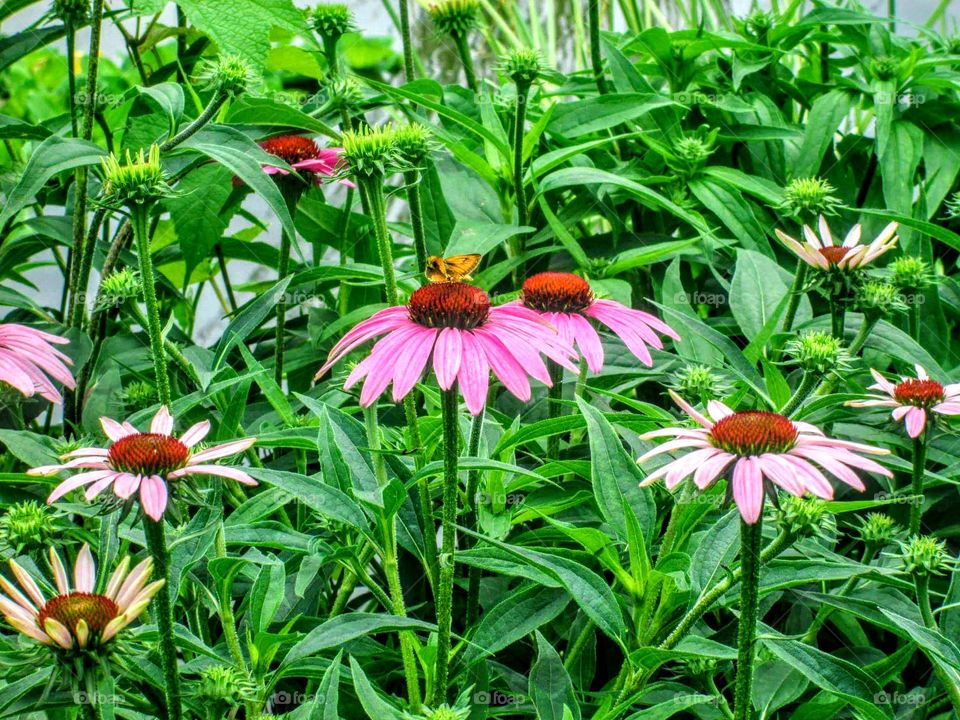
258, 135, 354, 186
846, 365, 960, 438
316, 282, 578, 415
638, 391, 891, 524
516, 272, 679, 373
29, 406, 256, 520
775, 216, 899, 271
0, 544, 162, 650
0, 324, 75, 404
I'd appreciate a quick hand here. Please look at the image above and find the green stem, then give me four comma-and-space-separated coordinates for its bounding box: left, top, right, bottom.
916, 573, 960, 714
361, 176, 399, 304
142, 518, 183, 720
909, 435, 927, 536
274, 189, 301, 386
733, 515, 763, 720
847, 315, 878, 356
132, 204, 171, 407
659, 529, 791, 651
830, 299, 846, 340
465, 407, 485, 626
404, 169, 429, 273
546, 361, 564, 460
909, 296, 921, 342
432, 388, 461, 706
159, 90, 228, 152
66, 23, 78, 136
364, 405, 422, 709
563, 619, 595, 673
398, 0, 416, 83
452, 30, 478, 92
69, 206, 107, 328
588, 0, 609, 94
781, 264, 807, 335
780, 371, 817, 417
513, 83, 531, 229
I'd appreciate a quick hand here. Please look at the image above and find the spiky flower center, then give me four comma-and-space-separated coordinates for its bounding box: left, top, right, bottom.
521, 272, 594, 313
108, 433, 189, 475
408, 283, 490, 329
710, 411, 798, 456
38, 592, 119, 636
818, 246, 852, 265
259, 136, 319, 166
894, 379, 944, 408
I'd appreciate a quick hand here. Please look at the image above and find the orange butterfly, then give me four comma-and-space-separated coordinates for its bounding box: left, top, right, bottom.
424, 254, 481, 283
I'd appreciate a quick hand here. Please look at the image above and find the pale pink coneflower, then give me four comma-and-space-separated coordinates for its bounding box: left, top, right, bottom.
775, 216, 899, 271
315, 282, 578, 415
846, 365, 960, 438
0, 544, 162, 650
0, 324, 75, 404
28, 406, 257, 520
638, 391, 892, 524
514, 272, 679, 373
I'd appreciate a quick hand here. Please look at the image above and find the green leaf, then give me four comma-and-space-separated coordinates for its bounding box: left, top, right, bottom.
348, 655, 406, 720
576, 397, 655, 543
529, 631, 580, 720
761, 636, 894, 720
730, 249, 809, 340
0, 136, 106, 227
466, 585, 569, 662
688, 177, 772, 256
548, 94, 678, 137
246, 467, 369, 531
285, 613, 435, 664
605, 239, 700, 275
791, 90, 854, 179
226, 96, 339, 139
176, 0, 310, 68
212, 275, 292, 370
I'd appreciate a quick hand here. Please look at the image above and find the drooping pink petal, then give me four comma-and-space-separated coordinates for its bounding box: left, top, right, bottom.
113, 473, 142, 500
171, 464, 258, 486
47, 470, 116, 503
391, 327, 437, 402
432, 328, 463, 391
904, 407, 927, 438
139, 476, 168, 521
567, 313, 604, 373
693, 451, 736, 489
458, 332, 490, 416
731, 457, 763, 524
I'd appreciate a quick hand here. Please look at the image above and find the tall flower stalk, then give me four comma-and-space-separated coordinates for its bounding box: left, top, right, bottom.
428, 0, 482, 92
732, 515, 762, 720
503, 50, 541, 231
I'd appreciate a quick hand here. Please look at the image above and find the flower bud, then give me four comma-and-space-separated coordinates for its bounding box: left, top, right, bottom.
854, 280, 907, 318
52, 0, 89, 25
784, 331, 850, 374
97, 268, 142, 309
393, 123, 435, 166
870, 56, 900, 81
899, 535, 952, 576
780, 177, 841, 219
308, 3, 353, 42
197, 665, 256, 706
502, 48, 543, 86
0, 501, 55, 552
122, 381, 158, 411
670, 364, 728, 403
100, 145, 174, 208
859, 512, 900, 546
889, 256, 932, 292
776, 496, 832, 538
427, 0, 481, 37
340, 124, 402, 178
327, 77, 364, 113
197, 54, 258, 96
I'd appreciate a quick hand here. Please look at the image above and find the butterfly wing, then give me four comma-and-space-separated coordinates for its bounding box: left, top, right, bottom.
425, 256, 447, 283
442, 254, 482, 281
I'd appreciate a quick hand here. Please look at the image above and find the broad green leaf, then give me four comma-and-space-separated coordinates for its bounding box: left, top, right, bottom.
286, 614, 435, 664
529, 631, 580, 720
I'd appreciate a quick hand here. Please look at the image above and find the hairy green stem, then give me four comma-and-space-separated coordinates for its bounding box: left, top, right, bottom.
781, 371, 817, 417
733, 516, 763, 720
465, 407, 485, 626
69, 206, 107, 328
513, 82, 531, 229
404, 169, 429, 273
66, 23, 78, 136
909, 297, 921, 342
546, 361, 564, 460
588, 0, 609, 94
781, 264, 807, 335
432, 388, 461, 706
909, 435, 927, 536
361, 176, 399, 304
398, 0, 416, 82
142, 518, 182, 720
364, 405, 422, 709
132, 204, 172, 407
452, 30, 478, 92
830, 299, 846, 340
274, 189, 301, 385
159, 90, 228, 152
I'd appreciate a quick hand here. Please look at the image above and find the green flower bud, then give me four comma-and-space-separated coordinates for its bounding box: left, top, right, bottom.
0, 501, 55, 552
340, 124, 402, 178
308, 3, 353, 41
675, 136, 714, 166
52, 0, 89, 25
854, 280, 907, 318
122, 381, 157, 411
428, 0, 481, 37
784, 331, 851, 374
327, 77, 363, 112
780, 177, 841, 219
899, 535, 952, 576
393, 123, 435, 165
97, 268, 141, 310
859, 512, 900, 546
502, 48, 543, 86
100, 145, 174, 208
670, 364, 728, 402
776, 496, 833, 538
196, 54, 258, 96
197, 665, 257, 706
889, 256, 932, 291
870, 56, 900, 81
404, 703, 472, 720
745, 10, 774, 37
